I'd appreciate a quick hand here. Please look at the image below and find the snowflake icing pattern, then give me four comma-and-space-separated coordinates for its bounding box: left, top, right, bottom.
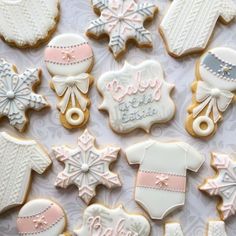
0, 59, 48, 131
200, 152, 236, 220
53, 130, 121, 204
87, 0, 157, 58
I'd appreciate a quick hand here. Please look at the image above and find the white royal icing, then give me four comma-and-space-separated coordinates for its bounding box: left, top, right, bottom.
53, 130, 121, 204
74, 204, 151, 236
97, 60, 175, 133
0, 0, 59, 47
0, 132, 51, 214
87, 0, 157, 58
0, 59, 49, 131
160, 0, 236, 57
165, 221, 227, 236
125, 140, 204, 219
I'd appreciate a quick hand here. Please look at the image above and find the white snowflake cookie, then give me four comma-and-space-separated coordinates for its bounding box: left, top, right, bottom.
0, 132, 51, 214
44, 34, 94, 129
0, 59, 49, 132
165, 221, 227, 236
200, 152, 236, 220
97, 60, 175, 133
17, 199, 67, 236
0, 0, 59, 47
52, 130, 121, 204
87, 0, 157, 58
160, 0, 236, 57
73, 204, 151, 236
186, 47, 236, 138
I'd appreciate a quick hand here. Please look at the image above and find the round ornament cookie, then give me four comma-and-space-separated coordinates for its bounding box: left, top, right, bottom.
186, 47, 236, 138
44, 34, 94, 129
17, 199, 67, 236
0, 0, 59, 48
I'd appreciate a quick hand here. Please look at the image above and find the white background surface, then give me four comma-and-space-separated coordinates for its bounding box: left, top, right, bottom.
0, 0, 236, 235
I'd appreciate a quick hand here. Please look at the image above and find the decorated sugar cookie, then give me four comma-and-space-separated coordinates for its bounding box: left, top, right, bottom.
0, 132, 51, 214
0, 0, 59, 48
160, 0, 236, 57
165, 221, 227, 236
74, 204, 151, 236
45, 34, 94, 129
17, 199, 67, 236
87, 0, 157, 58
200, 152, 236, 220
185, 47, 236, 138
125, 140, 204, 219
97, 60, 175, 133
0, 59, 49, 132
53, 129, 121, 204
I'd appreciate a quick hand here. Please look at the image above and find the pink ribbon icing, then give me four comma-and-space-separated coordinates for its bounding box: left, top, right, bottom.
137, 171, 186, 193
17, 203, 64, 234
44, 43, 93, 65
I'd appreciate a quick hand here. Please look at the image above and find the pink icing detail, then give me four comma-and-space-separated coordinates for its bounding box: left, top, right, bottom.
44, 43, 93, 65
17, 203, 64, 233
88, 216, 137, 236
137, 171, 186, 193
106, 72, 162, 102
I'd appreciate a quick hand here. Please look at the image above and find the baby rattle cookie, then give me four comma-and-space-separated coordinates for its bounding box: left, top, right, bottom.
160, 0, 236, 57
0, 132, 51, 214
52, 129, 121, 204
0, 0, 59, 48
17, 199, 67, 236
73, 204, 151, 236
200, 152, 236, 220
44, 34, 94, 129
0, 58, 49, 132
185, 47, 236, 138
125, 140, 204, 219
97, 60, 175, 133
165, 221, 227, 236
86, 0, 158, 58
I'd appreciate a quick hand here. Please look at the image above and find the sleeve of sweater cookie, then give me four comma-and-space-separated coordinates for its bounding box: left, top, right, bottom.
220, 0, 236, 23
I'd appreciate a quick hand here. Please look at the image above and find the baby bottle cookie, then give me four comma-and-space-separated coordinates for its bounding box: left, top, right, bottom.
186, 47, 236, 138
44, 34, 94, 129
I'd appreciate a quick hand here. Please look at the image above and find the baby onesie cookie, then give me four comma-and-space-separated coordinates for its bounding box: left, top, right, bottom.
125, 140, 204, 219
86, 0, 157, 58
0, 58, 49, 132
186, 47, 236, 138
0, 0, 59, 48
17, 199, 66, 236
73, 204, 151, 236
44, 34, 94, 129
200, 152, 236, 220
160, 0, 236, 57
52, 129, 121, 204
0, 132, 51, 214
97, 60, 175, 134
165, 221, 227, 236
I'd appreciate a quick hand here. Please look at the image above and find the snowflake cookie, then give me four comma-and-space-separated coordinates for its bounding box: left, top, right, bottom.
87, 0, 157, 58
97, 60, 175, 133
17, 199, 67, 236
0, 59, 49, 132
165, 221, 227, 236
160, 0, 236, 57
0, 132, 51, 214
200, 152, 236, 220
73, 204, 151, 236
0, 0, 59, 48
53, 130, 121, 204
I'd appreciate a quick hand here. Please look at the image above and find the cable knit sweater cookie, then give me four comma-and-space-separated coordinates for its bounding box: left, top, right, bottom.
87, 0, 158, 58
0, 132, 51, 214
160, 0, 236, 57
0, 59, 49, 132
0, 0, 59, 48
